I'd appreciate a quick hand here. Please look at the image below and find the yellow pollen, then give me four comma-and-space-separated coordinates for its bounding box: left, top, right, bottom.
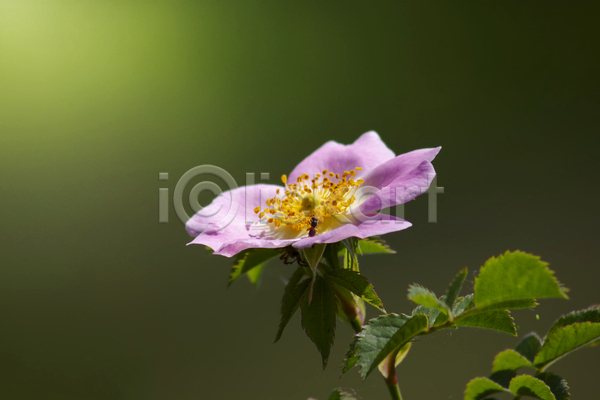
260, 167, 364, 234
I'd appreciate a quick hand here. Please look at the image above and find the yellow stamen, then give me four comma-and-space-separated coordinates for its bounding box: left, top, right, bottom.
260, 166, 364, 235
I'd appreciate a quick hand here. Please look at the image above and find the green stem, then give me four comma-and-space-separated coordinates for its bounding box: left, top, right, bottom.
384, 349, 403, 400
384, 371, 403, 400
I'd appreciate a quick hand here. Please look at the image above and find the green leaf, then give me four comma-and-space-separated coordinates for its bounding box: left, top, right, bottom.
478, 299, 539, 311
302, 244, 327, 276
546, 305, 600, 336
464, 377, 509, 400
534, 322, 600, 370
536, 373, 570, 400
326, 269, 385, 312
341, 336, 360, 375
301, 276, 338, 369
341, 238, 360, 271
362, 314, 428, 378
488, 370, 517, 388
515, 332, 542, 364
274, 267, 310, 343
509, 375, 556, 400
412, 305, 446, 328
324, 242, 343, 270
492, 349, 534, 373
515, 332, 543, 364
444, 268, 468, 310
327, 389, 358, 400
453, 294, 475, 316
474, 251, 568, 308
455, 309, 516, 336
407, 284, 448, 314
341, 314, 411, 377
246, 264, 263, 287
229, 248, 280, 286
356, 237, 396, 254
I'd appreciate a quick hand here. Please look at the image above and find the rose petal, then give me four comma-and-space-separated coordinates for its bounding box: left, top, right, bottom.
293, 214, 412, 249
288, 131, 395, 182
358, 147, 441, 214
186, 184, 286, 255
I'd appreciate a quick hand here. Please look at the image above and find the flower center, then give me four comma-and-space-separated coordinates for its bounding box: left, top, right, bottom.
254, 167, 364, 236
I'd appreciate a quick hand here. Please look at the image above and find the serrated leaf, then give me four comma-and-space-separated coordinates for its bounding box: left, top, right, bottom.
327, 389, 358, 400
274, 267, 310, 343
342, 314, 411, 377
301, 276, 338, 369
455, 309, 516, 336
474, 251, 568, 308
326, 269, 385, 312
454, 294, 475, 316
408, 284, 448, 314
356, 238, 396, 254
492, 349, 534, 372
378, 342, 411, 379
341, 336, 360, 375
536, 373, 570, 400
464, 377, 509, 400
363, 314, 428, 378
515, 332, 543, 364
412, 305, 446, 328
534, 322, 600, 371
546, 305, 600, 336
509, 375, 556, 400
444, 268, 468, 310
229, 248, 280, 286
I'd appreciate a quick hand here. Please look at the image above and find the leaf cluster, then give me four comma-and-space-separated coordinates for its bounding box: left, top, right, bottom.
342, 251, 570, 380
465, 305, 600, 400
274, 239, 393, 368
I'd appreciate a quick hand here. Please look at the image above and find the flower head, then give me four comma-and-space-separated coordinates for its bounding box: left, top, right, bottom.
186, 131, 440, 257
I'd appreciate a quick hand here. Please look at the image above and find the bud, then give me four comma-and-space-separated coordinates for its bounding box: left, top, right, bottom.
334, 285, 365, 333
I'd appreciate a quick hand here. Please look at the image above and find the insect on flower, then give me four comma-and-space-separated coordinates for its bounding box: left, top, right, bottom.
308, 216, 319, 237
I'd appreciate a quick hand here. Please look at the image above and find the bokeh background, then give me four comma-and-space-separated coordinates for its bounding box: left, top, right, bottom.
1, 1, 599, 399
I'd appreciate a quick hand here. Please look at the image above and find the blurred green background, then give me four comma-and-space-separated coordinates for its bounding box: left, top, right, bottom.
1, 1, 599, 399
